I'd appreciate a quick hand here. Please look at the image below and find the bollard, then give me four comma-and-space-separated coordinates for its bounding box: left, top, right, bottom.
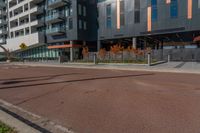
148, 53, 151, 66
168, 54, 170, 63
94, 54, 98, 64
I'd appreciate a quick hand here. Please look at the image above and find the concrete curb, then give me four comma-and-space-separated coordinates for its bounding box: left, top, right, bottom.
0, 109, 41, 133
0, 99, 75, 133
11, 62, 200, 75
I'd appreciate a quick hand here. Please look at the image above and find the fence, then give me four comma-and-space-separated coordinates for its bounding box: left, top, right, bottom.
152, 48, 200, 62
82, 51, 151, 64
82, 48, 200, 63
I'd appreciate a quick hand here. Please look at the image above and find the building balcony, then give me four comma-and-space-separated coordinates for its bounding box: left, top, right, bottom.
31, 18, 45, 28
0, 29, 8, 35
0, 38, 6, 44
31, 6, 45, 15
0, 10, 7, 17
46, 27, 66, 36
46, 13, 65, 24
0, 1, 6, 7
48, 0, 70, 9
31, 0, 44, 4
0, 19, 7, 26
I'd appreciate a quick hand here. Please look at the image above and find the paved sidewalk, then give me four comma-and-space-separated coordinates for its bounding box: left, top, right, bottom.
10, 61, 200, 74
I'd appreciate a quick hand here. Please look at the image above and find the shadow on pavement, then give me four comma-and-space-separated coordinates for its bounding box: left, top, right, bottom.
0, 73, 154, 90
0, 73, 82, 85
0, 73, 82, 82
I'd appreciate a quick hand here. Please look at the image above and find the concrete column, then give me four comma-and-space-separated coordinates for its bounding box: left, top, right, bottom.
97, 40, 101, 51
70, 41, 73, 62
132, 37, 137, 49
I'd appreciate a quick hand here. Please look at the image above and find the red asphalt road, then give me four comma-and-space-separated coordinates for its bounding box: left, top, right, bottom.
0, 65, 200, 133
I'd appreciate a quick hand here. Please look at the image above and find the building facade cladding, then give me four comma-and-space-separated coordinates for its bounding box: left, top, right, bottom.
46, 0, 98, 44
0, 0, 7, 45
1, 0, 97, 59
97, 0, 200, 41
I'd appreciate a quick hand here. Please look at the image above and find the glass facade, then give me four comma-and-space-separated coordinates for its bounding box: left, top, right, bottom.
151, 0, 158, 22
170, 0, 178, 18
120, 0, 125, 27
134, 0, 140, 23
18, 45, 60, 60
106, 4, 112, 28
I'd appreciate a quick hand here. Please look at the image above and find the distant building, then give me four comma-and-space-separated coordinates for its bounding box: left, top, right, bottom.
0, 0, 7, 45
1, 0, 97, 61
97, 0, 200, 50
1, 0, 200, 61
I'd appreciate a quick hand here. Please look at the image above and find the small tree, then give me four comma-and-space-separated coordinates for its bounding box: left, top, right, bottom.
110, 44, 124, 60
145, 47, 152, 54
98, 48, 106, 60
82, 47, 89, 60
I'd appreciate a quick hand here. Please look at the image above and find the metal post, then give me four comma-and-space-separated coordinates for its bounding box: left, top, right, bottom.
148, 53, 151, 66
70, 41, 73, 62
94, 53, 97, 64
168, 54, 170, 63
132, 37, 137, 49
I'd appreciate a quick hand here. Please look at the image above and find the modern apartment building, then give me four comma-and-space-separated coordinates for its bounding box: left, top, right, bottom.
0, 0, 7, 45
97, 0, 200, 49
1, 0, 97, 61
1, 0, 200, 61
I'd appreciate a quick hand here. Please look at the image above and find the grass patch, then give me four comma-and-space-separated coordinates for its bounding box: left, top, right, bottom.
0, 121, 17, 133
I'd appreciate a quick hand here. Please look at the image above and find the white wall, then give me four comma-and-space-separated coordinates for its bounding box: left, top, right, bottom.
5, 32, 44, 52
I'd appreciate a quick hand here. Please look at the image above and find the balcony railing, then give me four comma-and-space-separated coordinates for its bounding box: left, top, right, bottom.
46, 13, 65, 23
0, 38, 6, 44
48, 0, 70, 9
31, 6, 45, 15
46, 27, 66, 35
0, 29, 7, 35
31, 0, 44, 4
0, 10, 7, 16
0, 19, 7, 26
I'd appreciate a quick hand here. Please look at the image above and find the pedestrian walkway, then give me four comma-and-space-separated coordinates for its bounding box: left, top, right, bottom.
9, 61, 200, 74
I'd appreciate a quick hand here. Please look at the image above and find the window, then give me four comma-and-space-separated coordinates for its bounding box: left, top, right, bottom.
69, 18, 73, 30
78, 4, 82, 15
134, 0, 140, 23
83, 21, 87, 30
106, 4, 112, 28
25, 28, 29, 35
170, 0, 178, 18
151, 0, 157, 21
120, 0, 125, 26
79, 20, 82, 29
199, 0, 200, 8
83, 6, 86, 16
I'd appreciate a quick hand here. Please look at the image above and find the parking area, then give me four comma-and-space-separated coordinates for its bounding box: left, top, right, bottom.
1, 64, 200, 133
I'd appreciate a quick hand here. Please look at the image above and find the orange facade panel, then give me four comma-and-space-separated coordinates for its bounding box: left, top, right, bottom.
166, 0, 171, 4
147, 6, 152, 32
116, 0, 120, 29
187, 0, 192, 19
48, 44, 82, 49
